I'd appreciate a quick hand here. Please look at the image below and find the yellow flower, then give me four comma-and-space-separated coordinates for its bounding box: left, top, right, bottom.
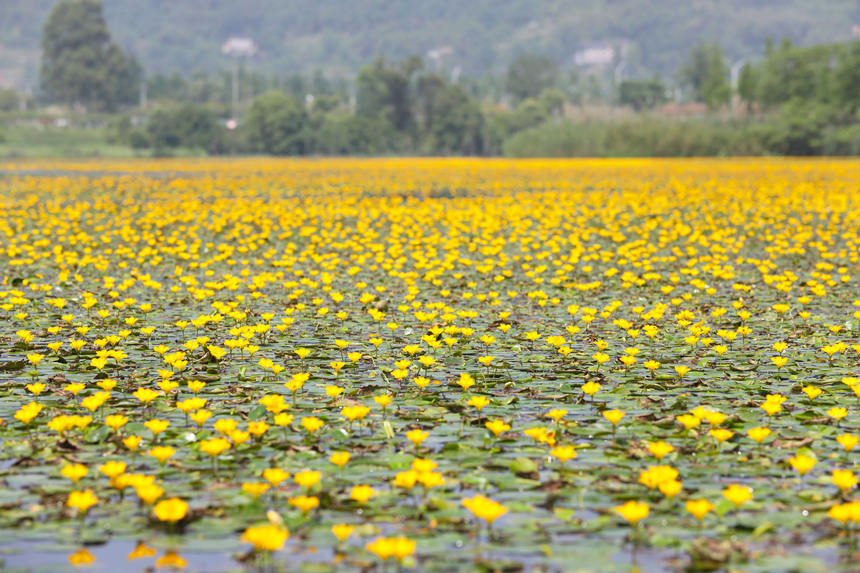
341, 405, 370, 422
374, 394, 393, 408
709, 428, 734, 443
61, 463, 88, 483
581, 381, 601, 396
676, 414, 700, 430
659, 479, 682, 498
14, 402, 42, 424
836, 434, 859, 452
801, 386, 822, 400
135, 483, 164, 505
550, 445, 577, 462
592, 352, 610, 365
827, 407, 848, 422
406, 429, 428, 446
241, 524, 289, 552
133, 388, 159, 404
832, 469, 858, 492
64, 382, 85, 395
26, 383, 46, 395
746, 426, 771, 443
67, 490, 98, 514
760, 401, 782, 416
177, 397, 206, 413
214, 419, 238, 435
332, 523, 355, 542
467, 395, 490, 411
262, 468, 290, 487
98, 461, 126, 479
485, 419, 511, 436
200, 437, 231, 457
722, 484, 753, 507
647, 441, 674, 460
545, 409, 567, 422
462, 494, 507, 524
603, 409, 625, 426
288, 495, 319, 513
241, 482, 270, 499
105, 414, 129, 431
190, 409, 213, 426
294, 470, 321, 489
456, 373, 475, 391
123, 435, 143, 451
686, 498, 714, 521
366, 536, 416, 562
301, 416, 324, 433
329, 451, 350, 468
325, 385, 344, 399
615, 500, 649, 524
147, 446, 175, 465
828, 501, 860, 525
153, 497, 188, 522
144, 418, 169, 436
787, 454, 816, 475
638, 465, 679, 489
350, 484, 375, 504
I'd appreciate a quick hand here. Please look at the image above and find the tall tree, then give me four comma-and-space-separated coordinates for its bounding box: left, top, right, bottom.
505, 53, 558, 105
680, 44, 730, 110
40, 0, 139, 110
737, 63, 758, 111
356, 57, 421, 133
244, 91, 308, 155
415, 74, 484, 155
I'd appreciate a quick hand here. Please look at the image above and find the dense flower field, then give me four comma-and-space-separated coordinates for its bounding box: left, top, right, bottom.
0, 158, 859, 572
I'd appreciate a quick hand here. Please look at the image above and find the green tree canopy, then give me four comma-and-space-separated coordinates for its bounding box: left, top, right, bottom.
680, 44, 730, 110
618, 79, 667, 111
415, 74, 484, 155
244, 91, 308, 155
505, 53, 559, 105
40, 0, 140, 111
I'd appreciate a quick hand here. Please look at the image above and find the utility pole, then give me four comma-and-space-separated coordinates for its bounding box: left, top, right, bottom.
730, 59, 746, 91
139, 79, 147, 110
232, 59, 239, 119
221, 37, 258, 121
730, 59, 746, 111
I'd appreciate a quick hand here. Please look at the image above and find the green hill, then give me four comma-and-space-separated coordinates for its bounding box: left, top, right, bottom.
1, 0, 858, 88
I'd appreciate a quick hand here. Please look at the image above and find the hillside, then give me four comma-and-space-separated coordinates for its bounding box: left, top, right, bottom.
1, 0, 858, 89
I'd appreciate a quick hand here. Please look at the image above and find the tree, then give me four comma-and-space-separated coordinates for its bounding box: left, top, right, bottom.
244, 91, 308, 155
834, 43, 860, 114
144, 103, 221, 153
356, 58, 420, 133
415, 74, 484, 155
0, 89, 20, 111
40, 0, 140, 110
618, 79, 667, 111
737, 63, 758, 111
538, 89, 567, 117
680, 44, 730, 110
505, 53, 559, 104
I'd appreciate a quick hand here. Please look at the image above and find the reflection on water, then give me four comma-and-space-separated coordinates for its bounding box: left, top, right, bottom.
2, 540, 239, 572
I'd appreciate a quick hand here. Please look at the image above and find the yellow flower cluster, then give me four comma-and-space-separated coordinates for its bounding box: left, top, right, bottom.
0, 158, 859, 570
